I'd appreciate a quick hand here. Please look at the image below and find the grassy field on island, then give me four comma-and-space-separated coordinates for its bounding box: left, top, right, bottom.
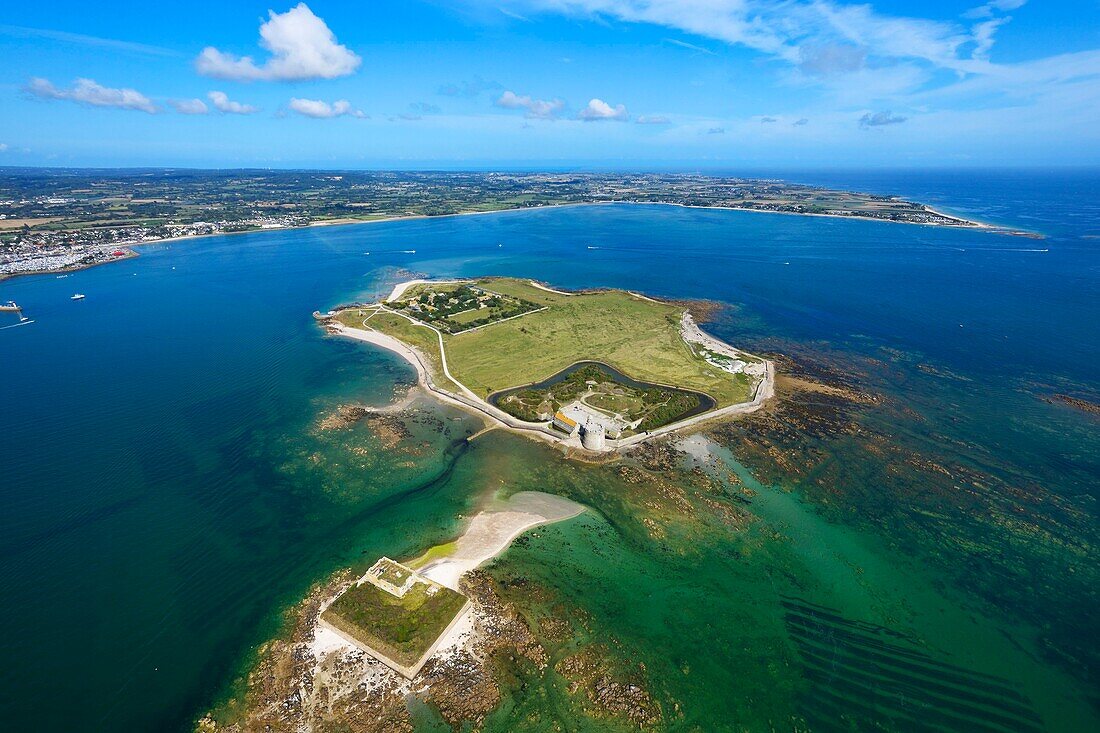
443, 278, 752, 405
322, 580, 467, 668
339, 278, 753, 405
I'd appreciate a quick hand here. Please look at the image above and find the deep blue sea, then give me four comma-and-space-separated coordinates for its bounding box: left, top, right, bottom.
1, 169, 1096, 731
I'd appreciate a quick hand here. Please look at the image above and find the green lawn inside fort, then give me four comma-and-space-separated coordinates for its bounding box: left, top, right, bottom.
336, 277, 755, 407
321, 580, 467, 669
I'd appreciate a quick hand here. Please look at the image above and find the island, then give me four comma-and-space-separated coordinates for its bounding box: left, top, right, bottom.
318, 277, 774, 452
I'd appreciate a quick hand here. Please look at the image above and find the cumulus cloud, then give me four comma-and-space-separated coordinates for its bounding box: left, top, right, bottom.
170, 98, 209, 115
793, 117, 809, 126
288, 97, 365, 118
0, 143, 8, 152
196, 3, 360, 82
409, 102, 442, 114
760, 116, 777, 123
25, 77, 158, 113
636, 115, 670, 124
578, 98, 629, 121
707, 127, 725, 134
495, 90, 565, 119
438, 76, 502, 97
859, 110, 907, 127
208, 91, 259, 115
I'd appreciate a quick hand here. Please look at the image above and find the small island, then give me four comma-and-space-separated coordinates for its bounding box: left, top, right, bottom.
320, 277, 773, 452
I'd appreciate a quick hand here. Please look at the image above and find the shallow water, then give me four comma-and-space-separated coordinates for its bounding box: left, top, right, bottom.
0, 169, 1096, 730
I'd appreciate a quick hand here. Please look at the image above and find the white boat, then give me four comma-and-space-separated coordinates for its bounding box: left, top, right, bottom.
71, 294, 86, 300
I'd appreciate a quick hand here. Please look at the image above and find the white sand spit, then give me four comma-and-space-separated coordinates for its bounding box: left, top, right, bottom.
419, 491, 585, 591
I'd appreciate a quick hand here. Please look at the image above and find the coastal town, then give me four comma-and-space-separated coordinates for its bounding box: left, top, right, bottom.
1, 169, 994, 280
0, 212, 309, 279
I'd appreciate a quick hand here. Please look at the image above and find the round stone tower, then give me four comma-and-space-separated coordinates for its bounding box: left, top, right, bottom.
580, 422, 606, 451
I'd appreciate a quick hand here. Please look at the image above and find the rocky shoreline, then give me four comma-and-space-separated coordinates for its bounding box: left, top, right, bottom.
196, 565, 664, 732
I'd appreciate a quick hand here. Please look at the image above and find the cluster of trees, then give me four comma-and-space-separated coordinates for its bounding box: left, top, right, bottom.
441, 302, 538, 333
403, 286, 538, 333
637, 391, 700, 431
499, 392, 547, 422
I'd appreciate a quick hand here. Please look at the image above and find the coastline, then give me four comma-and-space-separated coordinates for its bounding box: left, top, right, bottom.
2, 196, 1024, 285
328, 321, 571, 450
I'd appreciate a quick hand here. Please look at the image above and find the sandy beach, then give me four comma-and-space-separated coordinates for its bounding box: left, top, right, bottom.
415, 491, 587, 590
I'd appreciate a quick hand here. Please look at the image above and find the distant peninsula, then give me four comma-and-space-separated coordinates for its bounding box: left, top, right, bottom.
319, 277, 774, 452
0, 170, 1031, 281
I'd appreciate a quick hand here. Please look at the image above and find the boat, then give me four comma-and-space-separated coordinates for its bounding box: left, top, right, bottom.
71, 294, 86, 300
0, 301, 20, 312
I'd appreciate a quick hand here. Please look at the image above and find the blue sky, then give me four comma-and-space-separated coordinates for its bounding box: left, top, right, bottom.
0, 1, 1097, 168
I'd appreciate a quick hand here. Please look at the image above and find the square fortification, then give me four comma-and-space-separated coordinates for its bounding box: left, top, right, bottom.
320, 557, 470, 678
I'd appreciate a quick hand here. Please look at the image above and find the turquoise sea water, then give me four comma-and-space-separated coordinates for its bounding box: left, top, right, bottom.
1, 170, 1097, 730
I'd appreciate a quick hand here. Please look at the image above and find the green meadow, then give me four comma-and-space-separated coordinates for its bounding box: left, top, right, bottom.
347, 278, 753, 406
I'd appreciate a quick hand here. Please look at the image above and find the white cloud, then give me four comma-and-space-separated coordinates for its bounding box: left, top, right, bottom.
0, 24, 178, 57
970, 16, 1009, 60
499, 0, 1087, 135
665, 38, 715, 55
964, 0, 1027, 20
438, 76, 502, 97
288, 97, 365, 118
579, 98, 629, 121
505, 0, 1021, 75
496, 90, 565, 119
0, 143, 8, 152
171, 98, 209, 115
25, 77, 158, 113
208, 91, 259, 114
196, 3, 361, 82
799, 43, 867, 76
636, 115, 671, 124
859, 110, 907, 127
